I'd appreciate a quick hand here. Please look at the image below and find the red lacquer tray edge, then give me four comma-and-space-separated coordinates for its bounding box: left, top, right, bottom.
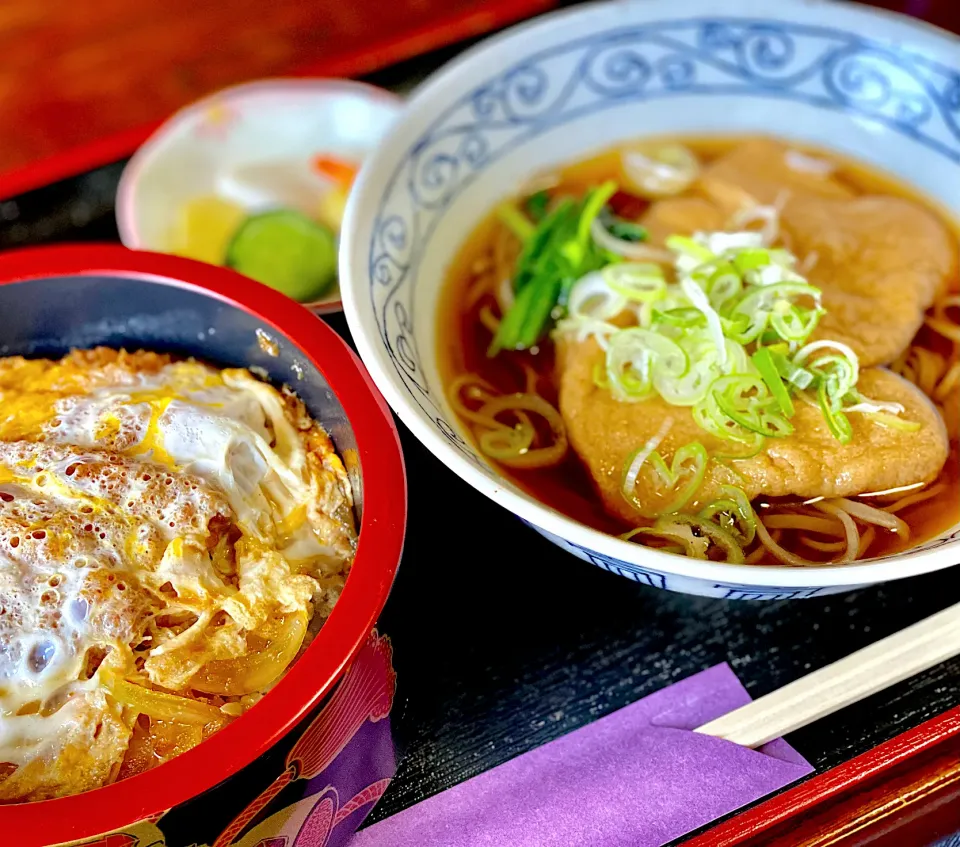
0, 0, 556, 202
685, 703, 960, 845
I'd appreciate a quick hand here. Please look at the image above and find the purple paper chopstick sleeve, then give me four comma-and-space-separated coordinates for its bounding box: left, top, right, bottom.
349, 664, 813, 847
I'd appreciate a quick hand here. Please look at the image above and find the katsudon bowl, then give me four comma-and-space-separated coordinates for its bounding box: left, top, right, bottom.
0, 245, 406, 847
341, 0, 960, 600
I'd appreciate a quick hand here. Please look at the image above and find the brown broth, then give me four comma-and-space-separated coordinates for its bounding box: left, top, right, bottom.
437, 136, 960, 562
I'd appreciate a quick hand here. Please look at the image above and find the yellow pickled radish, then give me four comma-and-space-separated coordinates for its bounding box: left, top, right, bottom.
169, 196, 246, 265
316, 184, 349, 232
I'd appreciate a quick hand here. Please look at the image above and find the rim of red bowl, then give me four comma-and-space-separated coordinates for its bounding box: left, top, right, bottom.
0, 244, 407, 846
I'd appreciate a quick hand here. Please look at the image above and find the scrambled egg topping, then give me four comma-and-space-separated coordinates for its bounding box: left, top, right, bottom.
0, 348, 356, 802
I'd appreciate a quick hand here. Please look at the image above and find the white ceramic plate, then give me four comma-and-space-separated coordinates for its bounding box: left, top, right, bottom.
341, 0, 960, 598
117, 78, 402, 314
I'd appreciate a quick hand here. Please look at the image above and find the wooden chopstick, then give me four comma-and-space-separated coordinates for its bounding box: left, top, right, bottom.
694, 601, 960, 749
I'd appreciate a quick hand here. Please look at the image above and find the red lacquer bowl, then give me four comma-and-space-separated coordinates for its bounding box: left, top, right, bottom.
0, 245, 407, 847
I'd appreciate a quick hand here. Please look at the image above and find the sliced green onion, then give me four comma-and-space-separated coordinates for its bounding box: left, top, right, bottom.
731, 248, 771, 273
621, 441, 709, 518
621, 416, 675, 496
737, 246, 805, 286
496, 202, 536, 241
622, 521, 710, 559
862, 411, 922, 432
553, 314, 619, 348
795, 340, 860, 406
769, 349, 815, 390
721, 312, 753, 338
656, 356, 719, 406
602, 263, 666, 302
693, 393, 763, 448
769, 248, 796, 266
680, 276, 727, 368
649, 442, 709, 515
770, 302, 822, 343
814, 357, 857, 406
712, 434, 766, 460
817, 382, 853, 443
705, 263, 743, 309
478, 421, 535, 459
843, 393, 905, 415
566, 271, 628, 321
606, 345, 653, 400
605, 328, 688, 402
627, 514, 745, 563
672, 515, 745, 563
706, 374, 794, 439
655, 334, 747, 407
714, 390, 792, 438
751, 347, 795, 417
653, 307, 706, 329
698, 231, 766, 255
621, 144, 700, 199
699, 485, 757, 545
666, 234, 714, 264
794, 339, 860, 373
729, 282, 822, 344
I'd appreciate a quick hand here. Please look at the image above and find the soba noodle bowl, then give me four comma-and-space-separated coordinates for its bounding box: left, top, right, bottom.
439, 137, 960, 567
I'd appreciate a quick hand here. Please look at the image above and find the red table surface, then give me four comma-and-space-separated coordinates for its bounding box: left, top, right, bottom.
0, 0, 556, 198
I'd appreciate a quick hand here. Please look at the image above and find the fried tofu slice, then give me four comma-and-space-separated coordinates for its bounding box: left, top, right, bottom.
557, 338, 949, 524
697, 137, 856, 213
784, 196, 956, 366
690, 139, 958, 366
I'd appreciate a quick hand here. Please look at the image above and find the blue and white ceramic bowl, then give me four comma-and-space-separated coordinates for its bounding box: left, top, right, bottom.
341, 0, 960, 599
